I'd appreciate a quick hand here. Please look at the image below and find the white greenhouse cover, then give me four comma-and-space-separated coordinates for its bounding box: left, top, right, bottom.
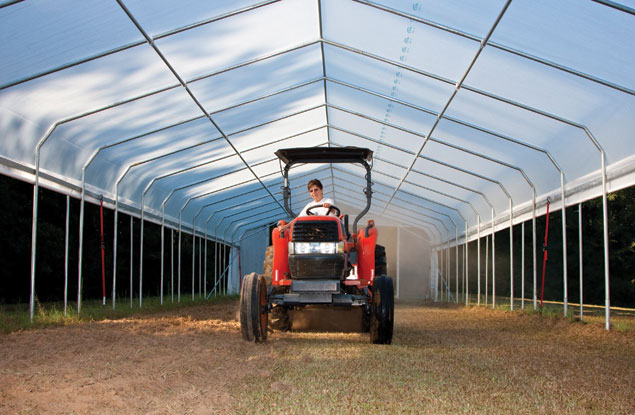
1, 0, 634, 248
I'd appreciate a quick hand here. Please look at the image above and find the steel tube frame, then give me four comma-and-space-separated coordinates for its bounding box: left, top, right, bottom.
322, 38, 598, 316
129, 216, 133, 308
116, 0, 283, 213
334, 134, 511, 307
579, 203, 584, 321
332, 119, 535, 310
125, 123, 323, 302
378, 0, 513, 214
21, 0, 614, 325
42, 76, 322, 313
334, 172, 452, 236
64, 195, 70, 316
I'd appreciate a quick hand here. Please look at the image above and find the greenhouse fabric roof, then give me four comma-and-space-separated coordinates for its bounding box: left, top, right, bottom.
1, 0, 634, 246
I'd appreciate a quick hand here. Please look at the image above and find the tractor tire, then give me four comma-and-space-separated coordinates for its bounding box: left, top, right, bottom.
263, 245, 274, 285
240, 272, 268, 342
370, 275, 394, 344
375, 244, 387, 276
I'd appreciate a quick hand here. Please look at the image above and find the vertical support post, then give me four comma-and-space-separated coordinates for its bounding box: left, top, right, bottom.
445, 247, 450, 301
171, 228, 174, 303
160, 214, 165, 306
601, 153, 610, 330
30, 183, 40, 322
509, 200, 514, 311
521, 221, 525, 309
492, 219, 496, 309
485, 233, 489, 307
192, 230, 196, 301
64, 195, 70, 317
215, 238, 218, 298
465, 222, 468, 306
204, 233, 208, 299
77, 189, 85, 314
455, 229, 459, 303
99, 197, 106, 306
397, 227, 402, 300
130, 216, 133, 308
533, 193, 538, 310
139, 210, 144, 308
199, 233, 202, 298
561, 174, 568, 317
477, 216, 481, 306
178, 215, 182, 303
220, 242, 225, 296
579, 202, 584, 321
224, 243, 228, 295
112, 195, 118, 310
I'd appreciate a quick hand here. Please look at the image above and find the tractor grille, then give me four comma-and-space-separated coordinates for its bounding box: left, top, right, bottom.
292, 220, 339, 242
289, 255, 345, 279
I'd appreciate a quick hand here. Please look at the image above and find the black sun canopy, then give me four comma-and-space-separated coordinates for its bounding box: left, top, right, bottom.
275, 147, 373, 166
276, 147, 373, 234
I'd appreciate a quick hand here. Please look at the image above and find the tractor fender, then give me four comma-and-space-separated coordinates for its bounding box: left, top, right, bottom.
356, 220, 377, 282
272, 224, 290, 285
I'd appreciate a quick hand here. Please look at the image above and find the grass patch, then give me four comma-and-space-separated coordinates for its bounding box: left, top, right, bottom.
231, 302, 635, 415
0, 294, 238, 333
481, 296, 634, 332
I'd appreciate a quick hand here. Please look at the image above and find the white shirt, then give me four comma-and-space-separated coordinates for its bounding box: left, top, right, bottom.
298, 197, 335, 217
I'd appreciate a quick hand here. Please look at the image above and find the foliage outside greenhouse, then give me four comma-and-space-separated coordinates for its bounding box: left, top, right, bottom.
1, 175, 633, 308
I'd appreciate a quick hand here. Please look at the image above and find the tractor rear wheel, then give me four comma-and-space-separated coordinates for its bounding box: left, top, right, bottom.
370, 275, 394, 344
375, 244, 387, 276
263, 245, 274, 285
240, 272, 268, 342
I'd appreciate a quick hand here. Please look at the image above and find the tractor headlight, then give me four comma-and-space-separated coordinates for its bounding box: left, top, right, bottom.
289, 242, 344, 254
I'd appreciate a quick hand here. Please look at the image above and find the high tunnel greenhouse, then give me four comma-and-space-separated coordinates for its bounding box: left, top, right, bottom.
0, 0, 634, 330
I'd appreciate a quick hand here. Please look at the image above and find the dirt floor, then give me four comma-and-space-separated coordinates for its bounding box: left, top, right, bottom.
1, 299, 634, 415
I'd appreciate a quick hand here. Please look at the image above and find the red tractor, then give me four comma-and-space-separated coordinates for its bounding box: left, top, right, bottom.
240, 147, 394, 344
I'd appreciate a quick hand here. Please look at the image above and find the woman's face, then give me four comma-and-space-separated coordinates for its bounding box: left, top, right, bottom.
308, 184, 323, 202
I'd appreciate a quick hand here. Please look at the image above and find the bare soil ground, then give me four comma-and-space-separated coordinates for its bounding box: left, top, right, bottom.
1, 299, 634, 415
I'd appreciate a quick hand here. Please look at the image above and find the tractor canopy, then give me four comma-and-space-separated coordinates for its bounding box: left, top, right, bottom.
274, 147, 373, 165
275, 147, 373, 235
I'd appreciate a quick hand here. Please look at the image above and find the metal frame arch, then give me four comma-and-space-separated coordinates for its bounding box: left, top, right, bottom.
333, 184, 441, 243
334, 171, 455, 237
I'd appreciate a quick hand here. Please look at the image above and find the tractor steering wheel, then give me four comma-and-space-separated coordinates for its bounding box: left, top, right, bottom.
306, 204, 341, 217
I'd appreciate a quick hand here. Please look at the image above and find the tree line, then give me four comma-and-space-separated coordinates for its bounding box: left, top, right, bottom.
1, 174, 633, 307
0, 175, 229, 305
442, 186, 635, 308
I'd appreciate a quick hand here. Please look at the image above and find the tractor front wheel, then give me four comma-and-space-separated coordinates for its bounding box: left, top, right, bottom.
240, 272, 269, 342
370, 275, 394, 344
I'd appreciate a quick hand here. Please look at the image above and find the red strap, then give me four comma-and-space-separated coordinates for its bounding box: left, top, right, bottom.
540, 199, 551, 308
